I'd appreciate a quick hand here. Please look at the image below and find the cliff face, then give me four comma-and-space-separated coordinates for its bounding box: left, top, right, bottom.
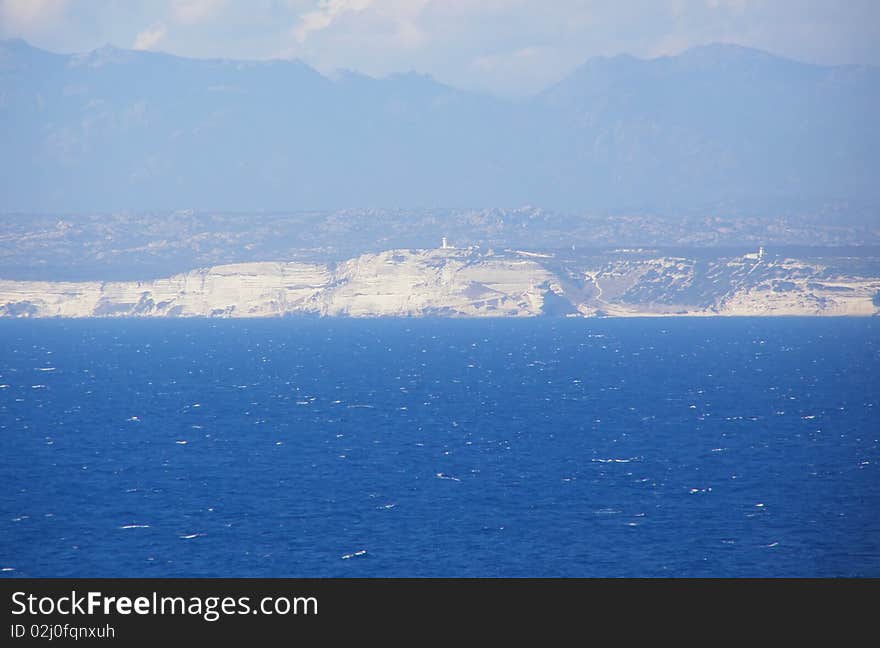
319, 250, 552, 317
574, 256, 880, 317
0, 248, 878, 318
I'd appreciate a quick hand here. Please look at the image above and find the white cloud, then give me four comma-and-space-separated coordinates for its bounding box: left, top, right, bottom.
0, 0, 67, 32
132, 22, 167, 51
171, 0, 226, 25
293, 0, 374, 43
393, 17, 423, 48
706, 0, 753, 12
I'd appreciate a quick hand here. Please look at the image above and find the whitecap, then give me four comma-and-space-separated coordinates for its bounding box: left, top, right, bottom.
119, 524, 151, 529
435, 472, 461, 481
341, 549, 367, 560
179, 533, 203, 539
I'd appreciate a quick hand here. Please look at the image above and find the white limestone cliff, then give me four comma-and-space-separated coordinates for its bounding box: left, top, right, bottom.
0, 248, 877, 318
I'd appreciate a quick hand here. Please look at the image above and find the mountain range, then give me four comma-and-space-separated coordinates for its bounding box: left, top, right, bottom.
1, 39, 878, 215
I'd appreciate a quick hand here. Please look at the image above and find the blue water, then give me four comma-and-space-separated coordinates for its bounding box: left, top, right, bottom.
0, 318, 878, 577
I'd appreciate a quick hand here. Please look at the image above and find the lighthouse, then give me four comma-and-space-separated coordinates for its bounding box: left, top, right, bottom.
745, 246, 765, 261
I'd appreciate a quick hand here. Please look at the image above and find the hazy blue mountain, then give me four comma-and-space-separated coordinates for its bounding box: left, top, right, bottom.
537, 44, 880, 212
1, 39, 877, 214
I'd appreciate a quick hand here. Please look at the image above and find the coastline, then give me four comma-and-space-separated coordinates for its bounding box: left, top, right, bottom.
2, 248, 878, 319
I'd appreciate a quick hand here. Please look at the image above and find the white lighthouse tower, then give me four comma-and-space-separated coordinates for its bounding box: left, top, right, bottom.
745, 246, 766, 261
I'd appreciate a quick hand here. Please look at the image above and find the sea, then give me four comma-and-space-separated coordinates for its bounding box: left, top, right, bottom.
0, 318, 877, 577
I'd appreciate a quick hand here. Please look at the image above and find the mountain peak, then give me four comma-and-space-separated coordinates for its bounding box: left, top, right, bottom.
666, 42, 800, 70
567, 43, 789, 77
0, 38, 65, 68
677, 42, 776, 59
0, 37, 41, 51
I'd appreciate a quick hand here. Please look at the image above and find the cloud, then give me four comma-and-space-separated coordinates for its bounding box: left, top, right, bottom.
0, 0, 68, 32
132, 22, 167, 50
287, 0, 430, 60
171, 0, 226, 25
293, 0, 374, 43
706, 0, 752, 12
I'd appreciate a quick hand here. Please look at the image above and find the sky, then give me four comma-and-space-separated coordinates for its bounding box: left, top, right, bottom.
1, 0, 878, 96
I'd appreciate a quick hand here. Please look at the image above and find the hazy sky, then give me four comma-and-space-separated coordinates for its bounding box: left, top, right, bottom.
1, 0, 878, 95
